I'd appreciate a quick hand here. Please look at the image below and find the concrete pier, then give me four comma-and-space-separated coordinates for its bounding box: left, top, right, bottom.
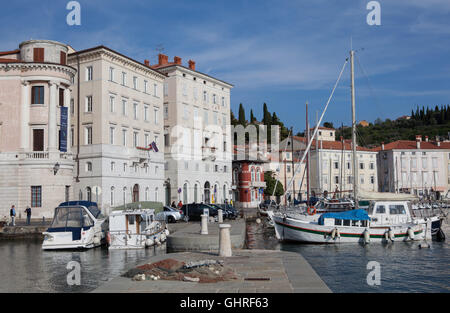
92, 249, 331, 293
167, 219, 246, 252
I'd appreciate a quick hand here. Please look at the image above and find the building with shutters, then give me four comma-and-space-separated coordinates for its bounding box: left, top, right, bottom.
0, 40, 76, 217
67, 46, 166, 214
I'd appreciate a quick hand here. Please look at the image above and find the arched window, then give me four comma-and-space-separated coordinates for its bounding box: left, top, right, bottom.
155, 187, 159, 202
251, 167, 255, 182
233, 169, 239, 184
194, 184, 198, 203
145, 187, 149, 201
183, 183, 188, 204
86, 187, 92, 202
256, 168, 260, 182
223, 184, 227, 202
110, 187, 115, 206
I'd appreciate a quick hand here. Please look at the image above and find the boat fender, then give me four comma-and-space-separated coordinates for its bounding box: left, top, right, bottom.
145, 238, 154, 247
331, 228, 336, 239
307, 207, 317, 215
335, 228, 340, 239
363, 229, 370, 244
93, 235, 101, 245
388, 229, 394, 242
407, 227, 414, 240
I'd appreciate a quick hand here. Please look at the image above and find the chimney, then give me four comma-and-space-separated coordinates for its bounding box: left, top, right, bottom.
415, 135, 422, 142
144, 59, 150, 66
158, 53, 168, 66
174, 56, 182, 65
188, 60, 196, 71
437, 141, 441, 147
381, 142, 385, 151
425, 136, 429, 142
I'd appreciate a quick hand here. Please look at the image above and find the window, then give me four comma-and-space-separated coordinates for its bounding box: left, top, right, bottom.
359, 162, 364, 170
121, 72, 127, 86
85, 96, 93, 112
347, 162, 351, 170
109, 67, 114, 82
133, 76, 138, 89
287, 165, 291, 173
110, 187, 115, 206
60, 51, 66, 65
109, 127, 115, 145
370, 176, 375, 184
70, 98, 74, 114
163, 82, 168, 96
31, 86, 44, 104
432, 158, 438, 169
334, 162, 339, 169
376, 205, 386, 214
213, 94, 217, 104
203, 91, 207, 102
122, 129, 127, 146
334, 176, 339, 184
33, 48, 44, 62
70, 127, 74, 147
193, 87, 198, 100
86, 66, 93, 81
203, 110, 208, 124
153, 83, 158, 96
111, 162, 115, 171
31, 186, 42, 207
164, 104, 169, 119
144, 105, 149, 121
85, 126, 92, 145
144, 80, 148, 93
86, 161, 92, 172
389, 205, 406, 215
145, 133, 149, 147
86, 187, 92, 202
360, 175, 364, 184
370, 163, 374, 170
133, 131, 138, 147
123, 163, 127, 172
154, 107, 159, 124
221, 96, 225, 106
213, 112, 218, 125
109, 96, 115, 113
133, 103, 138, 120
122, 99, 127, 116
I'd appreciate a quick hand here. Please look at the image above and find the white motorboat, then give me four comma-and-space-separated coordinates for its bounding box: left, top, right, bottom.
42, 201, 108, 250
107, 208, 169, 250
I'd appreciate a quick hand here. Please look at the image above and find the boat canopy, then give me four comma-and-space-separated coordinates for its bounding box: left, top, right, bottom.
58, 201, 102, 219
318, 209, 370, 225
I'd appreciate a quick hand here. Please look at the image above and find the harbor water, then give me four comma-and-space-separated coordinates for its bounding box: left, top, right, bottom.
0, 221, 448, 293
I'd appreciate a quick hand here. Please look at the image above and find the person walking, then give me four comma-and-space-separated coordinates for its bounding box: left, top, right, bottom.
24, 206, 31, 225
177, 200, 183, 209
10, 205, 16, 226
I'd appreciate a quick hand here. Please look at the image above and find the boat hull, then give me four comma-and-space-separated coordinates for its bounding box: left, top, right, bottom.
269, 213, 423, 244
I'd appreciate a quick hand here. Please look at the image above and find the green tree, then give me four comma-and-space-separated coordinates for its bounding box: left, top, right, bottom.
250, 109, 256, 123
264, 171, 284, 197
238, 103, 246, 126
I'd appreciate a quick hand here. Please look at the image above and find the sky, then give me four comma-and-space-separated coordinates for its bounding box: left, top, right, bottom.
1, 0, 450, 134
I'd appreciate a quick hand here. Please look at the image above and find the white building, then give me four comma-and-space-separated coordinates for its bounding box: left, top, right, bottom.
0, 40, 76, 218
375, 135, 450, 197
279, 135, 378, 197
150, 54, 233, 205
68, 46, 166, 214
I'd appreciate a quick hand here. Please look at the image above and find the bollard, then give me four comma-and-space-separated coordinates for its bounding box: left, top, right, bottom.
219, 224, 232, 257
218, 209, 223, 223
200, 214, 208, 235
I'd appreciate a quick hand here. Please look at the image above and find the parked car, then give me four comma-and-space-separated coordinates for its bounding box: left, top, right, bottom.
155, 206, 183, 223
181, 203, 218, 221
215, 203, 239, 219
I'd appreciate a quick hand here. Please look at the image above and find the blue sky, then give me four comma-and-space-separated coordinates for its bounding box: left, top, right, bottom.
1, 0, 450, 134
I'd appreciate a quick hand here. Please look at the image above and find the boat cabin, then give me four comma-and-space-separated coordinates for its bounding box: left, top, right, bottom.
109, 209, 156, 235
367, 201, 412, 226
318, 209, 370, 227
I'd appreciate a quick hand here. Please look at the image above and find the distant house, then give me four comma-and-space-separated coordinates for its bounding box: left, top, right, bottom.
396, 115, 411, 121
358, 120, 369, 127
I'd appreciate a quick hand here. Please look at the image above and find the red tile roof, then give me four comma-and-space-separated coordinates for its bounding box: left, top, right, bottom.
0, 49, 19, 56
372, 140, 449, 151
290, 136, 373, 152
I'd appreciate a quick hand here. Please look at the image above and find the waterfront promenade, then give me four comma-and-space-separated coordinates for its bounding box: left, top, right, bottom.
92, 249, 331, 293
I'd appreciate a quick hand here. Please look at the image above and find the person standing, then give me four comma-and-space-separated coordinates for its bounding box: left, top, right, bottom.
10, 205, 16, 226
24, 206, 31, 225
177, 200, 183, 209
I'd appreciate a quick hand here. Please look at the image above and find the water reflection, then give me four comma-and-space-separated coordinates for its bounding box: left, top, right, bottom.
0, 239, 166, 293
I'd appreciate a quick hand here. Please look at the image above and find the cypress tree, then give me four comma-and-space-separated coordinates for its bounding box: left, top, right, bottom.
238, 103, 246, 126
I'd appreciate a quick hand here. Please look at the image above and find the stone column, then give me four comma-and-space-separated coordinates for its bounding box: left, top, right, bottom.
200, 214, 208, 235
20, 80, 30, 151
219, 224, 232, 257
64, 88, 71, 153
48, 81, 58, 153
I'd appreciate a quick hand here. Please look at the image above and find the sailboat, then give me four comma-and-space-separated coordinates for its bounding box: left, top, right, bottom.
268, 49, 429, 244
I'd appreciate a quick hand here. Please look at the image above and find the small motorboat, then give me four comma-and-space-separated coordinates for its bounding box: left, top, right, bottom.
42, 201, 108, 250
107, 208, 168, 250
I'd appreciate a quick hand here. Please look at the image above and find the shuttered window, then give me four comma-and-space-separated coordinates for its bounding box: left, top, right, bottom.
33, 48, 44, 62
60, 51, 67, 65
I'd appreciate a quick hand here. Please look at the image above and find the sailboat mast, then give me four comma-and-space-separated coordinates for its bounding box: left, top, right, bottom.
350, 49, 359, 209
306, 101, 310, 206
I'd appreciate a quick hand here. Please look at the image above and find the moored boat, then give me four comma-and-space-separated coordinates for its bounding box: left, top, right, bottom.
42, 201, 108, 250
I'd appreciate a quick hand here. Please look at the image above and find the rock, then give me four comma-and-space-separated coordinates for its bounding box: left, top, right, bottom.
132, 274, 146, 281
183, 276, 200, 282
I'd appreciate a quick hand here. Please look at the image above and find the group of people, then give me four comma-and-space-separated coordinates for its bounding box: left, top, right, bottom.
8, 205, 32, 226
170, 201, 183, 209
